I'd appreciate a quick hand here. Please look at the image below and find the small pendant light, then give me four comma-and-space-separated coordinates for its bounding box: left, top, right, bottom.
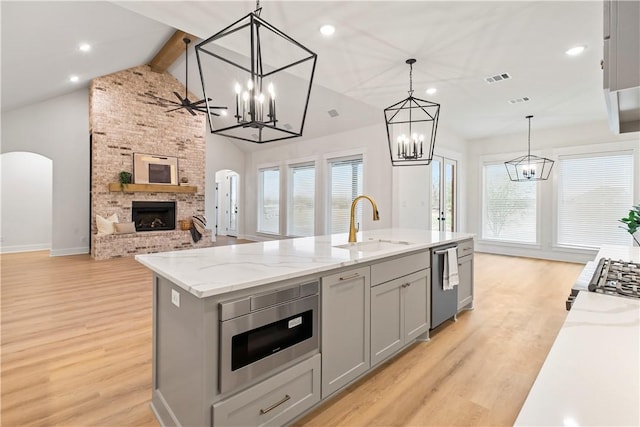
504, 115, 554, 181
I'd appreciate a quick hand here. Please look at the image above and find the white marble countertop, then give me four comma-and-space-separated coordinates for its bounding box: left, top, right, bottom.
135, 228, 474, 298
516, 245, 640, 426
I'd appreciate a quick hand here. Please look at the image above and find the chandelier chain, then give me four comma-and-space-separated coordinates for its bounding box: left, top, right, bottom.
408, 61, 414, 96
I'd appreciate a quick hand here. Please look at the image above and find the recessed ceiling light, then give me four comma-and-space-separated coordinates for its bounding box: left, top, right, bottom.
426, 87, 437, 95
79, 43, 91, 52
565, 45, 585, 56
69, 75, 79, 83
320, 24, 335, 36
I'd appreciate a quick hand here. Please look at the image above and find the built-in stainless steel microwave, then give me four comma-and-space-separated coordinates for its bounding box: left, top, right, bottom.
218, 281, 319, 394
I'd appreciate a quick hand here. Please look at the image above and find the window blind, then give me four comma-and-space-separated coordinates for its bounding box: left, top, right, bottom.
482, 163, 537, 243
258, 167, 280, 234
557, 152, 633, 247
328, 157, 363, 234
288, 163, 315, 237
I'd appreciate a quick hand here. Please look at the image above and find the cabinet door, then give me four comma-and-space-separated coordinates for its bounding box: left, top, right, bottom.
457, 255, 473, 311
370, 278, 403, 366
321, 266, 370, 398
403, 269, 429, 342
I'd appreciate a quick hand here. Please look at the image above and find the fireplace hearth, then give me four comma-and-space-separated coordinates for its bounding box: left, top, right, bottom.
132, 201, 176, 232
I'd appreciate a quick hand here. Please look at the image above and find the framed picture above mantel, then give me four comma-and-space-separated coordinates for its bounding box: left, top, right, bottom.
133, 153, 178, 185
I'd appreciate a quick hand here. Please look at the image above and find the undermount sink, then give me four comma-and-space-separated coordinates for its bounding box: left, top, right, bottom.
333, 239, 411, 252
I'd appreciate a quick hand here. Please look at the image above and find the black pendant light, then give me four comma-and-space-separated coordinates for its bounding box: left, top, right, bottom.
195, 0, 317, 143
146, 37, 227, 116
384, 59, 440, 167
504, 115, 554, 181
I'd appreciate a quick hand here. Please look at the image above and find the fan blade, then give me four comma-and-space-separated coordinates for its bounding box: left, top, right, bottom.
190, 98, 208, 106
165, 106, 184, 113
173, 92, 184, 102
186, 107, 197, 116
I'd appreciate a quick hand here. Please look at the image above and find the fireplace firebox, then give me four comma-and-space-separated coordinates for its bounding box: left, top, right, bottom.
132, 201, 176, 232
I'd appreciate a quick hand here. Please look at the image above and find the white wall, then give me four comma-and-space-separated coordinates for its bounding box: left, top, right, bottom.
244, 123, 392, 240
391, 127, 469, 232
243, 122, 468, 240
1, 89, 90, 256
467, 119, 640, 262
0, 152, 52, 252
205, 134, 245, 237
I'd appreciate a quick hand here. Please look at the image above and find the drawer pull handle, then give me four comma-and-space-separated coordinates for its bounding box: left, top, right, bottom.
259, 394, 291, 415
339, 273, 360, 281
462, 247, 472, 252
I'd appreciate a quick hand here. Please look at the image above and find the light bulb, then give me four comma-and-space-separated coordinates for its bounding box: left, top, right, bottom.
268, 82, 275, 98
242, 92, 249, 101
257, 93, 265, 104
247, 79, 254, 90
234, 83, 242, 94
419, 134, 424, 142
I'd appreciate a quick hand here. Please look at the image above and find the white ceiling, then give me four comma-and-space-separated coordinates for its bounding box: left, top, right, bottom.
1, 1, 607, 146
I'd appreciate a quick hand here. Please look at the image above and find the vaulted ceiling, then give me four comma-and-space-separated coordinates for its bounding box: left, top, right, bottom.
1, 1, 606, 147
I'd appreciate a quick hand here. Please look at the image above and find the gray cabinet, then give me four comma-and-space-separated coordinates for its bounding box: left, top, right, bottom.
212, 354, 321, 426
457, 254, 473, 311
371, 269, 429, 366
603, 0, 640, 133
457, 239, 474, 311
321, 266, 370, 398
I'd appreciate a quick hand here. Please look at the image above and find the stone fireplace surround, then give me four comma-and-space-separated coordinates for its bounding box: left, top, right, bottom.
90, 65, 212, 260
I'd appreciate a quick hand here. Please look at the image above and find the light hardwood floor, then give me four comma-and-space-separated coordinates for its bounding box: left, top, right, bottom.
1, 250, 584, 426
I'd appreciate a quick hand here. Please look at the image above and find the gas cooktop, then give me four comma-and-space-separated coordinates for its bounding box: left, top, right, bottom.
566, 257, 640, 310
588, 258, 640, 299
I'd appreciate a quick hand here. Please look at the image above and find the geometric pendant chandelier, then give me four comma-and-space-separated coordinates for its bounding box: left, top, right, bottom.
195, 0, 317, 144
384, 58, 440, 166
504, 115, 554, 181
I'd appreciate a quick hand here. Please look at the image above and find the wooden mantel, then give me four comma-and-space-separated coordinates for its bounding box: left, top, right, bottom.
108, 183, 197, 193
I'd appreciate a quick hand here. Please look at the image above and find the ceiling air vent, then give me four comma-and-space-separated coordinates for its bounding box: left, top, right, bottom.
485, 72, 512, 84
328, 109, 339, 118
508, 96, 531, 104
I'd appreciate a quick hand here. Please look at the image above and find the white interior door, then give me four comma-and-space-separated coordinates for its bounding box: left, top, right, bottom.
431, 156, 457, 232
226, 173, 239, 237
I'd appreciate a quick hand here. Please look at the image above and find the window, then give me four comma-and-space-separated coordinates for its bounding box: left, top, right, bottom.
288, 163, 315, 237
258, 167, 280, 234
328, 156, 363, 234
557, 152, 633, 247
482, 163, 537, 243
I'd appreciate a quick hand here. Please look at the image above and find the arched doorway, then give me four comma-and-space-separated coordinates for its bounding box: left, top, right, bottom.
1, 152, 53, 253
214, 169, 240, 237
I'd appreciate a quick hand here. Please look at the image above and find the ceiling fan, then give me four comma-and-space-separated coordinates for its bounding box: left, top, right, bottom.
146, 37, 227, 117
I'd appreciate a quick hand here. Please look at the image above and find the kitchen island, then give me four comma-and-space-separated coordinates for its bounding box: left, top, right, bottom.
136, 228, 474, 427
515, 245, 640, 426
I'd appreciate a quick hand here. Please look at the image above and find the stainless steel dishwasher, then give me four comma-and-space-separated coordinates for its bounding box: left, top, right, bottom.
431, 244, 458, 329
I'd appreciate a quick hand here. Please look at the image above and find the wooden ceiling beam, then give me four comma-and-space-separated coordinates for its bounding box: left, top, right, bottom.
149, 30, 198, 73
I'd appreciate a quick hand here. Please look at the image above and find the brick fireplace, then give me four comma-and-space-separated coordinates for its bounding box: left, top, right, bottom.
89, 64, 212, 260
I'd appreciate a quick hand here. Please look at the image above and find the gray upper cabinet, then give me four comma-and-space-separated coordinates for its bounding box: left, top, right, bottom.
321, 266, 371, 398
603, 0, 640, 133
371, 268, 429, 367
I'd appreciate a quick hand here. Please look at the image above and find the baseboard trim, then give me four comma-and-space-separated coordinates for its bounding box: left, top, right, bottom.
50, 246, 90, 257
0, 243, 50, 254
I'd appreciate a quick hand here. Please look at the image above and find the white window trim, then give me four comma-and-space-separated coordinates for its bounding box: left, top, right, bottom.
478, 157, 543, 248
325, 153, 365, 235
256, 164, 282, 236
551, 144, 637, 250
286, 161, 316, 238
